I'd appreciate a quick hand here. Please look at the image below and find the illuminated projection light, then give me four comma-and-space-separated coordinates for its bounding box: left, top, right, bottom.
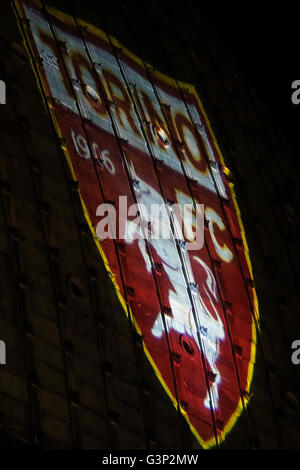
15, 0, 259, 448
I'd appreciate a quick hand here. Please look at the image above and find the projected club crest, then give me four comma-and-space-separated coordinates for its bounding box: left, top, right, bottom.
16, 0, 258, 448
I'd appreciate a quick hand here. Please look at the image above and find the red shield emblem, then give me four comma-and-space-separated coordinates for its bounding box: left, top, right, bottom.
17, 0, 258, 448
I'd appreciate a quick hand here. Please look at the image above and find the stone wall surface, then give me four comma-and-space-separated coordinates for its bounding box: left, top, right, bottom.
0, 0, 299, 449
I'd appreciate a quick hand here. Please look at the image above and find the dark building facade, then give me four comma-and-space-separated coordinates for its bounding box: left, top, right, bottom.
0, 0, 299, 450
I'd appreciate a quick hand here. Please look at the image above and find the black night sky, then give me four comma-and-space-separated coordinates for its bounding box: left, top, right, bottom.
202, 3, 299, 156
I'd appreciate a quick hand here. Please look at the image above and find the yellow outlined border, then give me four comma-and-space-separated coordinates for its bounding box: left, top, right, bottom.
13, 0, 258, 449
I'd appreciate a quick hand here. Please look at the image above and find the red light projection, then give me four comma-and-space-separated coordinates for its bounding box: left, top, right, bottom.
15, 0, 259, 447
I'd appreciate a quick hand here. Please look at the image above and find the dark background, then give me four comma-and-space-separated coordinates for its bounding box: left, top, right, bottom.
202, 3, 299, 154
0, 0, 299, 450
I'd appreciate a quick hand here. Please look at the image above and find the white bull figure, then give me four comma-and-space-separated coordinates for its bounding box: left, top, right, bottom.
125, 164, 225, 410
